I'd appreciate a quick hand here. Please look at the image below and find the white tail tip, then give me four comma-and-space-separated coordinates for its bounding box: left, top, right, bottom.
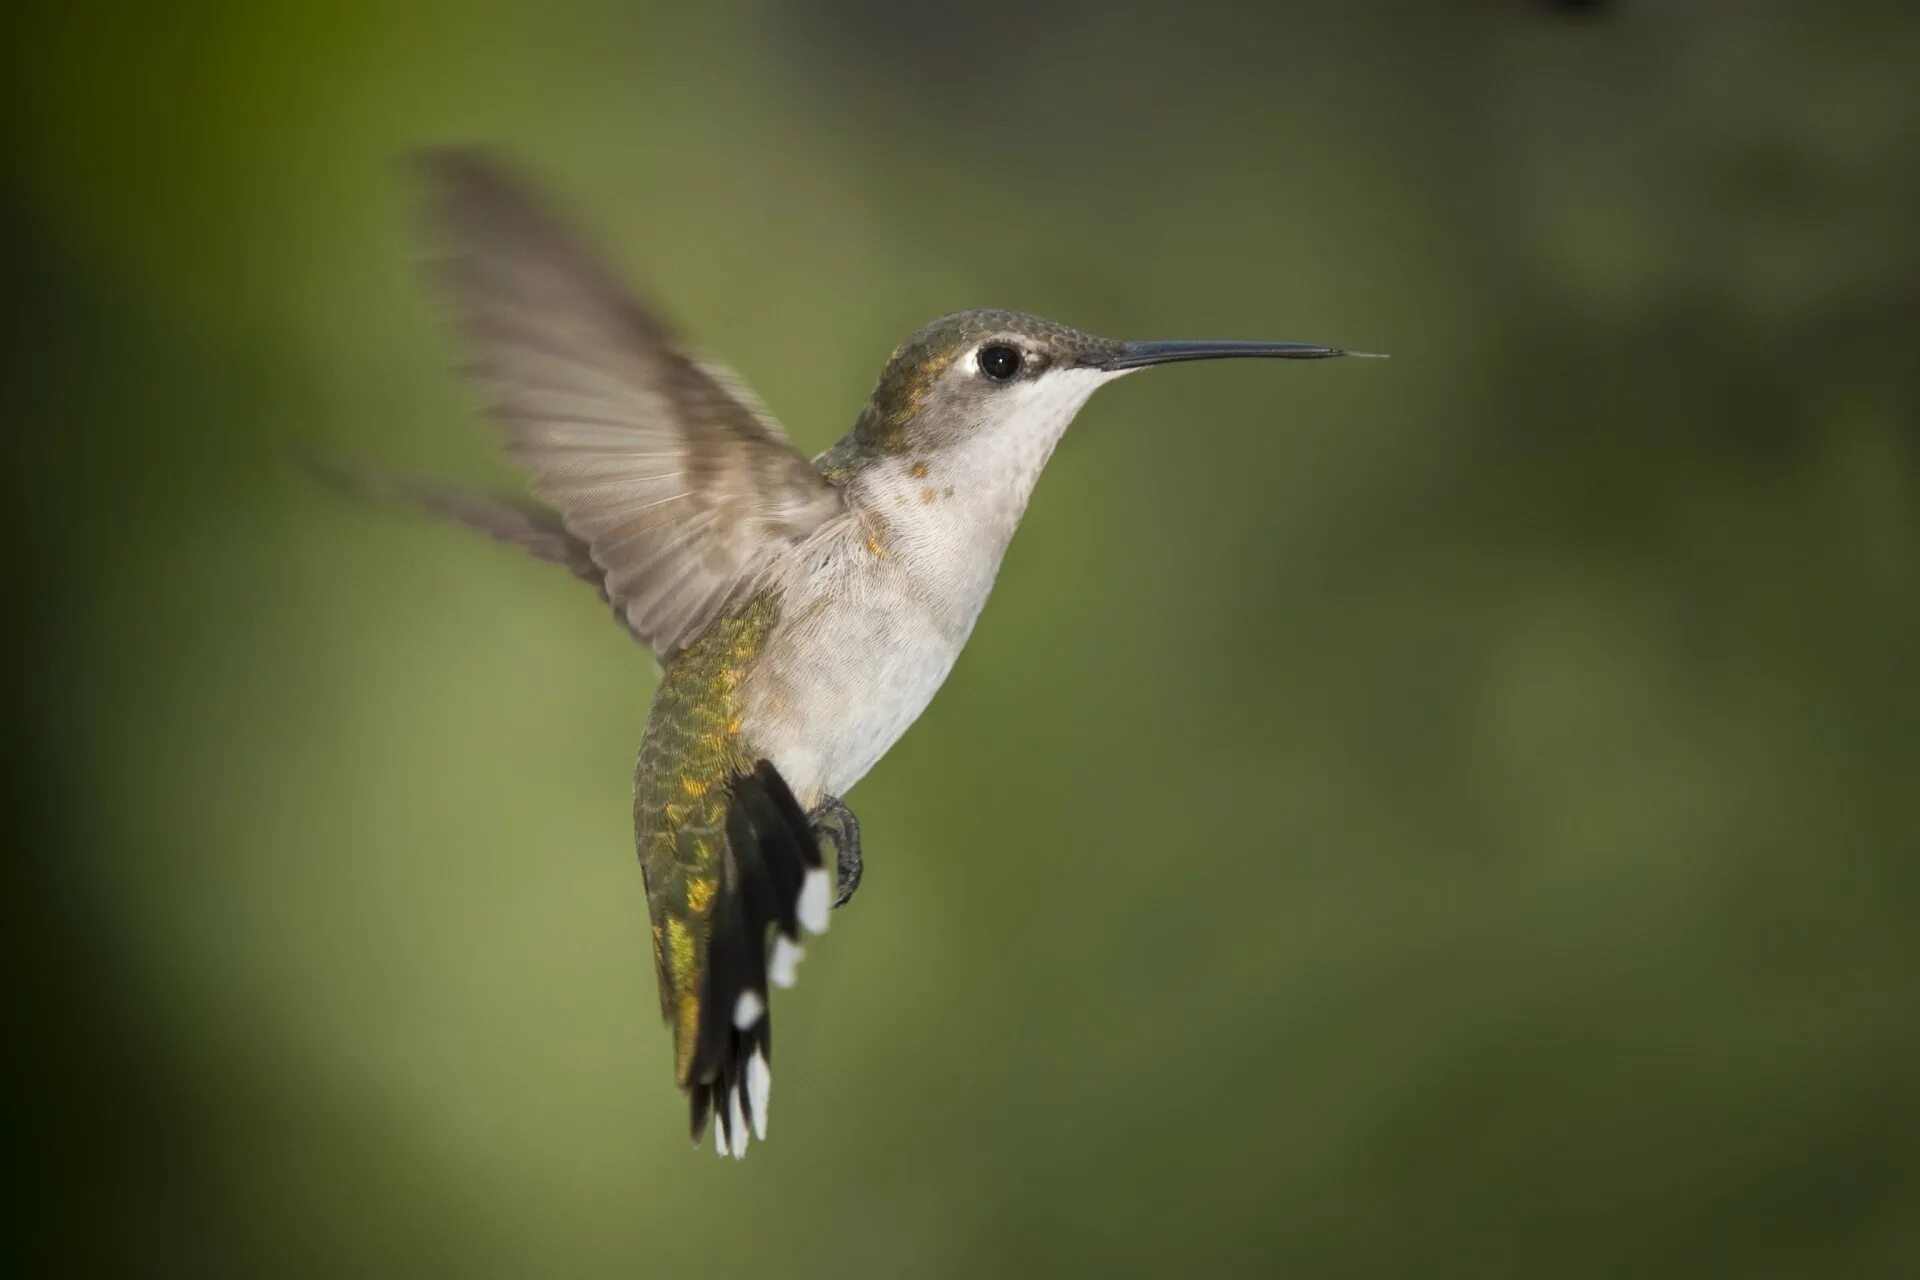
747, 1049, 771, 1141
798, 868, 831, 935
728, 1087, 749, 1160
769, 935, 805, 989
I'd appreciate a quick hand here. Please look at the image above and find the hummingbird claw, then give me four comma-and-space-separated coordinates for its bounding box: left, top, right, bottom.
808, 795, 863, 909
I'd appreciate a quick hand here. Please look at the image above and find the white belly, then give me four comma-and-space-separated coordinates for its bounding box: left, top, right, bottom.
739, 467, 1022, 805
743, 568, 967, 806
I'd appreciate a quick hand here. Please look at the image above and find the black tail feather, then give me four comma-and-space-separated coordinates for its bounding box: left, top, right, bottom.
687, 760, 823, 1155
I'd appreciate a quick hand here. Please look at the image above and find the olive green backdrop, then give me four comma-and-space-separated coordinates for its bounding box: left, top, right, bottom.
8, 1, 1918, 1275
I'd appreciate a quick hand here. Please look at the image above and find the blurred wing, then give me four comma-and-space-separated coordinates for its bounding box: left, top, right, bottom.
416, 148, 844, 658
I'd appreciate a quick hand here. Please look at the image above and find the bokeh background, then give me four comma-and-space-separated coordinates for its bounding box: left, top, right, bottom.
8, 1, 1919, 1275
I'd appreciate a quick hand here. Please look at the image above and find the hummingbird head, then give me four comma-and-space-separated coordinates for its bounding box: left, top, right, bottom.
827, 309, 1379, 564
848, 308, 1373, 462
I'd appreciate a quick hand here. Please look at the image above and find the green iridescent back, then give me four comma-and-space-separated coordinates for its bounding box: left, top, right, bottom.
632, 591, 782, 1084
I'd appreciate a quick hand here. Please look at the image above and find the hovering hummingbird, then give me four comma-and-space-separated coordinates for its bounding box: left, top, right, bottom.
397, 149, 1379, 1158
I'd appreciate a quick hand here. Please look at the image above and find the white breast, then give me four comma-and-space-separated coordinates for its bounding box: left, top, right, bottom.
740, 368, 1108, 806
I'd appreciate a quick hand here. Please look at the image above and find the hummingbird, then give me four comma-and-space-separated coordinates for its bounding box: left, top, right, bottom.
398, 149, 1378, 1158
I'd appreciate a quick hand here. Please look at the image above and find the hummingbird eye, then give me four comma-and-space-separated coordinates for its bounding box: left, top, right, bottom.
977, 344, 1023, 382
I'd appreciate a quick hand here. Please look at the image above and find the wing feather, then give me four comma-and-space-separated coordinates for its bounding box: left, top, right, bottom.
415, 148, 844, 657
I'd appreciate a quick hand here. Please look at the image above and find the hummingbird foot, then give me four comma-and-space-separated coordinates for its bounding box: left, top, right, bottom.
807, 796, 862, 909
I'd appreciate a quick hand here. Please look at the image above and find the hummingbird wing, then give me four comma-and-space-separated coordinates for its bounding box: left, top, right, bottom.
415, 148, 845, 659
302, 454, 618, 607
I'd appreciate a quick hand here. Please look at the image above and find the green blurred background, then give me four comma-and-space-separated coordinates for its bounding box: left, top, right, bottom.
8, 1, 1919, 1275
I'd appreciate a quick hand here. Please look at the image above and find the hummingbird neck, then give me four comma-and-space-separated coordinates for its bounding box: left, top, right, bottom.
835, 369, 1104, 624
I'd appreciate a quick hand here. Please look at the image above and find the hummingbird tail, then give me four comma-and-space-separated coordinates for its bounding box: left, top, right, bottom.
689, 760, 830, 1158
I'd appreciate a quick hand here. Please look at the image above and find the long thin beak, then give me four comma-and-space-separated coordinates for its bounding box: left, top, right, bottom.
1081, 340, 1386, 371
